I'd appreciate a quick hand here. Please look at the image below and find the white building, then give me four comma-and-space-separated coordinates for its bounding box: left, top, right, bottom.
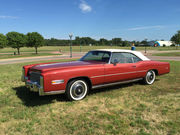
154, 41, 173, 47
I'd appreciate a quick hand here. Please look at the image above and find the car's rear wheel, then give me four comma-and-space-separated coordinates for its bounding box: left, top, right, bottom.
66, 79, 89, 101
144, 70, 156, 85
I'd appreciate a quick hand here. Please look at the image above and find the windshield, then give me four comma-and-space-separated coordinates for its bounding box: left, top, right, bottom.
80, 51, 111, 63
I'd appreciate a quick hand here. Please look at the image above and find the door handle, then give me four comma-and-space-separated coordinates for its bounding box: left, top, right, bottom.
132, 65, 136, 68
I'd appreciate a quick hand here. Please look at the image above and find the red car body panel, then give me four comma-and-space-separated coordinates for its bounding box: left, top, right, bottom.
23, 59, 170, 93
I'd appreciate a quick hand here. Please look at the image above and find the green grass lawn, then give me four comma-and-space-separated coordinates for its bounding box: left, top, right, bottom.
0, 60, 180, 135
153, 52, 180, 57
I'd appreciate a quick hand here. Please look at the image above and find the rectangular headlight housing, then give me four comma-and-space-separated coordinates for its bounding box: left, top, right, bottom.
21, 68, 25, 82
40, 76, 44, 88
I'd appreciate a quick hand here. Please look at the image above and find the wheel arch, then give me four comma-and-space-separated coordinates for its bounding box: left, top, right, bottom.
66, 76, 92, 90
152, 69, 159, 75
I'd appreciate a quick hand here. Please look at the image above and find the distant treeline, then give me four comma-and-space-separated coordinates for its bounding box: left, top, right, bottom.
45, 37, 145, 46
1, 32, 150, 55
1, 30, 179, 55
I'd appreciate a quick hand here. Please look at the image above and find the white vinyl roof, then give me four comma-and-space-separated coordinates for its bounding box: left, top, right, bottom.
93, 49, 150, 61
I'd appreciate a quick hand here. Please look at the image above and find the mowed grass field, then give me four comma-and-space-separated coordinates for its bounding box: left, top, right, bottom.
0, 59, 180, 135
0, 46, 179, 59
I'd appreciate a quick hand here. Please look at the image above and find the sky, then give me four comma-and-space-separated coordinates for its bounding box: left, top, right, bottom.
0, 0, 180, 41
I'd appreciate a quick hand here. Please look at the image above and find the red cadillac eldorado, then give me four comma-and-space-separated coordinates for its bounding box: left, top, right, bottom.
22, 49, 170, 101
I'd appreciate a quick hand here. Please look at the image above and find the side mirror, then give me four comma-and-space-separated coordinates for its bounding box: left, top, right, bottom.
113, 59, 118, 66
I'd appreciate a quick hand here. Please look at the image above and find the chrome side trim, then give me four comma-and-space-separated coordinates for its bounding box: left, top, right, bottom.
91, 70, 146, 79
40, 90, 65, 96
92, 78, 143, 89
51, 80, 64, 85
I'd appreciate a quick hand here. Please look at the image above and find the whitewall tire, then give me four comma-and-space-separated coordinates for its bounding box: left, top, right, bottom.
144, 70, 156, 85
66, 79, 88, 101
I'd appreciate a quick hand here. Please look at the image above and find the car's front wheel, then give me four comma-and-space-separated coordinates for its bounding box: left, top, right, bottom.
144, 70, 156, 85
66, 79, 89, 101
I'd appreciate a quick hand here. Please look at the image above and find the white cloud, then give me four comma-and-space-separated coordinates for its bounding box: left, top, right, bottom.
0, 15, 18, 19
128, 25, 165, 31
79, 0, 92, 13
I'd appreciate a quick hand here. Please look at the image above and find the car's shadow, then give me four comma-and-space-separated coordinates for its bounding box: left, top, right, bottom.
13, 86, 67, 107
13, 79, 160, 107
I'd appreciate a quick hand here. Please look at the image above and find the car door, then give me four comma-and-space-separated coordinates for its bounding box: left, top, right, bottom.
104, 52, 142, 83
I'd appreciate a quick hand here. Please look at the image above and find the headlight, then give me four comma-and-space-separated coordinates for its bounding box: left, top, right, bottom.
21, 68, 25, 82
39, 76, 44, 96
40, 76, 44, 88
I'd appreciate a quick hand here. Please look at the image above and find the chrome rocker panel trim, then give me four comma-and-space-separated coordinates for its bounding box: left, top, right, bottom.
92, 78, 143, 89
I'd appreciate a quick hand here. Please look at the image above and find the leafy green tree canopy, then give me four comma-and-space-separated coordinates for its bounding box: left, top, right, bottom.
27, 32, 44, 54
99, 38, 109, 45
112, 38, 122, 46
6, 32, 27, 55
0, 33, 7, 49
122, 41, 129, 47
171, 30, 180, 45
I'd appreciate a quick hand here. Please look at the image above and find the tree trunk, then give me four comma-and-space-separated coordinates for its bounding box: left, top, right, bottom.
35, 47, 38, 54
17, 48, 20, 55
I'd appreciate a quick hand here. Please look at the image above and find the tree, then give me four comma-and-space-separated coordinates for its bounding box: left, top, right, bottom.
111, 38, 122, 46
27, 32, 44, 54
122, 41, 129, 47
141, 39, 148, 46
0, 33, 7, 49
74, 36, 81, 45
99, 38, 109, 45
6, 32, 27, 55
171, 30, 180, 45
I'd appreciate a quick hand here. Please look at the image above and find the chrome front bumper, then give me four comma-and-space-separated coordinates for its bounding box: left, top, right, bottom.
21, 69, 65, 96
23, 76, 65, 96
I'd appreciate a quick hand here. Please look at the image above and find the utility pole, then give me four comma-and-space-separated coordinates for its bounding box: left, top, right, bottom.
69, 34, 73, 58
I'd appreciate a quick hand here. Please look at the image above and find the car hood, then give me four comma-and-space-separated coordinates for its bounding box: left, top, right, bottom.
30, 61, 104, 72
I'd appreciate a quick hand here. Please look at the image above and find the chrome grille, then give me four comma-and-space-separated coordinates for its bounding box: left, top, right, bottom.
29, 72, 40, 85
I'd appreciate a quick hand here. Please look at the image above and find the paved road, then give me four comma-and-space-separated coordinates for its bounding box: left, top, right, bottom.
0, 53, 85, 65
0, 52, 180, 65
147, 56, 180, 61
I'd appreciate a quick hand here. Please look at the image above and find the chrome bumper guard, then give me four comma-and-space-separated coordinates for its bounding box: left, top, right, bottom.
25, 80, 41, 92
25, 76, 46, 96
